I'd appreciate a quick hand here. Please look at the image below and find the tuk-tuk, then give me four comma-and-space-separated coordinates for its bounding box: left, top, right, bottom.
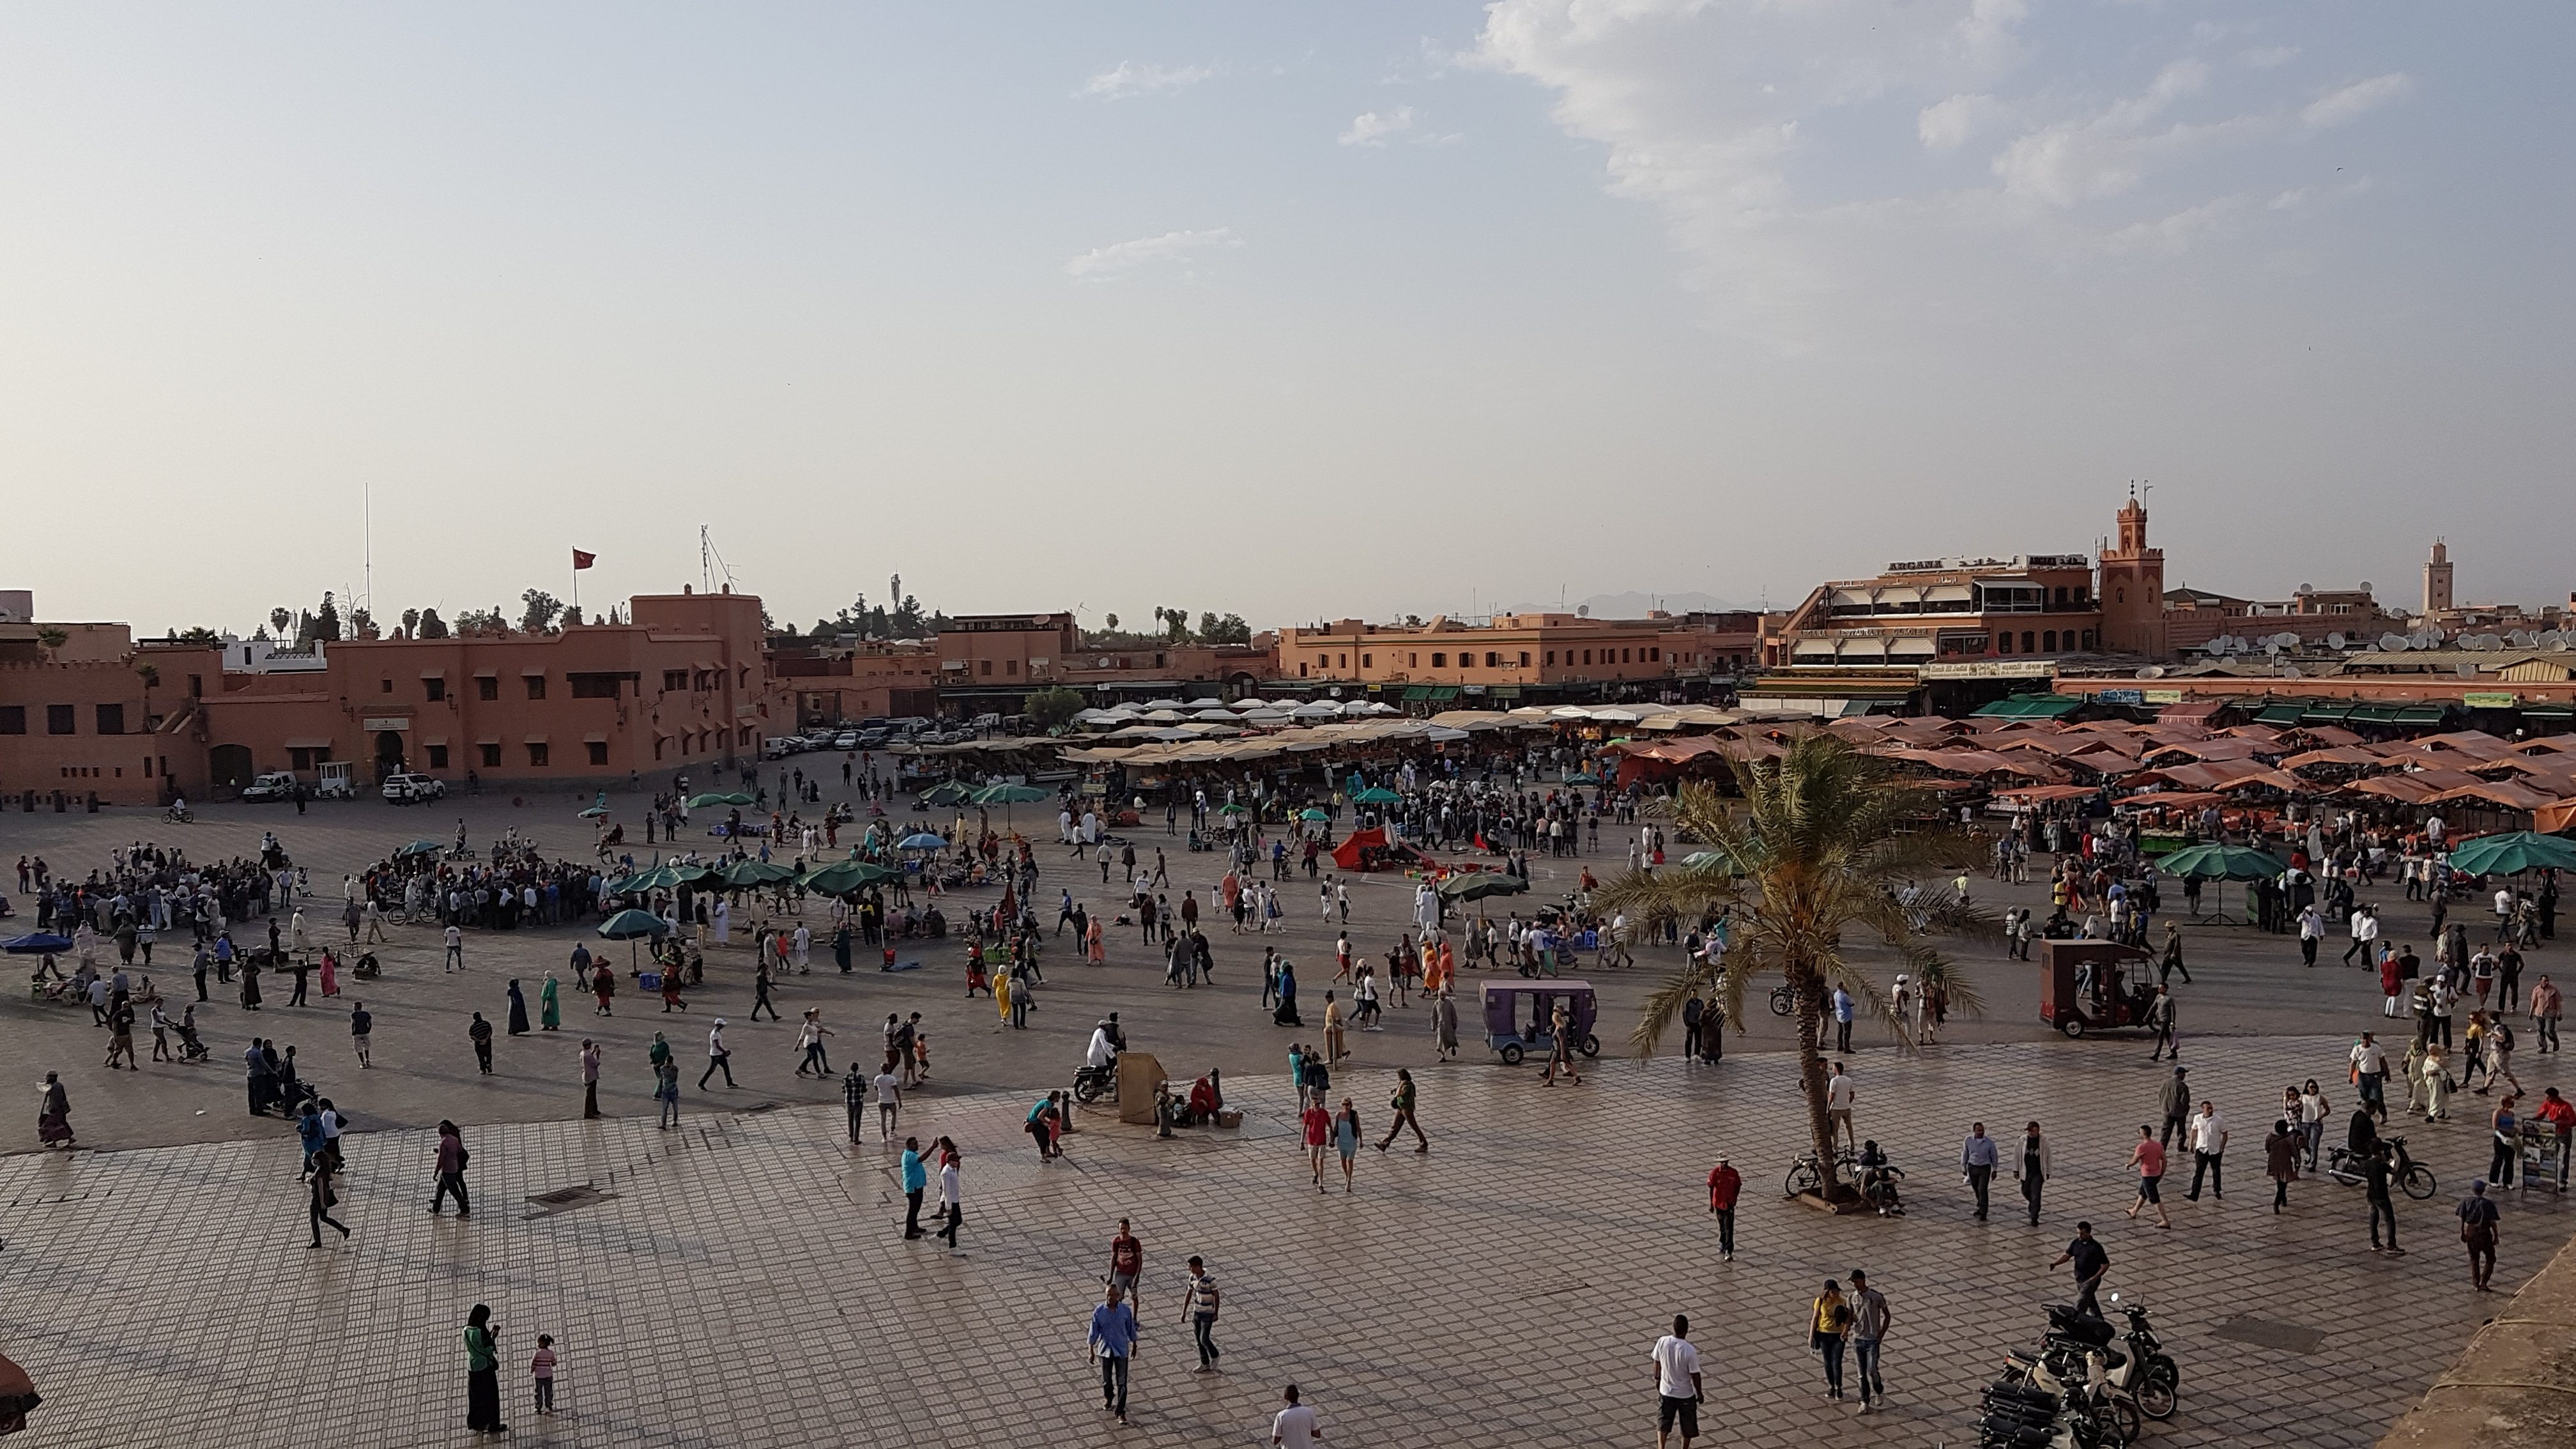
2039, 940, 2155, 1039
1481, 979, 1601, 1065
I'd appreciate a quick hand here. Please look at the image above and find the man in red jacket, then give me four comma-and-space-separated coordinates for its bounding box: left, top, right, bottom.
1706, 1156, 1742, 1261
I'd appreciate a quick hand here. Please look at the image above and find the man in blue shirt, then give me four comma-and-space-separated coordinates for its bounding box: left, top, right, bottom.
1089, 1285, 1138, 1423
1960, 1122, 2000, 1221
1832, 986, 1855, 1054
899, 1137, 928, 1239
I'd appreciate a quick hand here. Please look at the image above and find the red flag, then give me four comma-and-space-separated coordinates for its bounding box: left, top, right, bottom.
572, 549, 596, 571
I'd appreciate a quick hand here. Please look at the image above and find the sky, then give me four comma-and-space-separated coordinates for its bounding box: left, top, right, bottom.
3, 2, 2569, 639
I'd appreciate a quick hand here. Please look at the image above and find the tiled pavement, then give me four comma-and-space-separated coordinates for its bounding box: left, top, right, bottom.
4, 1032, 2568, 1448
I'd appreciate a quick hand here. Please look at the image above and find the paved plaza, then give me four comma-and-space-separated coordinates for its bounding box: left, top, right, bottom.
3, 1033, 2566, 1448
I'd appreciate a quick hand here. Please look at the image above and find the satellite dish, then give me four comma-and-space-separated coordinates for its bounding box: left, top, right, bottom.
2458, 663, 2479, 677
2137, 665, 2167, 680
2544, 631, 2568, 649
2471, 634, 2503, 652
2379, 633, 2409, 652
2510, 629, 2534, 648
2278, 632, 2302, 649
2281, 665, 2303, 678
2265, 640, 2284, 656
2326, 632, 2345, 651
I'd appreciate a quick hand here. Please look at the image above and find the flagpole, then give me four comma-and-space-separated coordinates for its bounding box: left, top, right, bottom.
571, 549, 579, 618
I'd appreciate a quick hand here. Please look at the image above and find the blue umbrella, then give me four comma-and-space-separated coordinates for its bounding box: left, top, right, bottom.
3, 933, 74, 954
899, 832, 948, 850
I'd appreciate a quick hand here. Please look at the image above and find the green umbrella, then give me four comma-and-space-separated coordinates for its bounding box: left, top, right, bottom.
1351, 787, 1401, 805
801, 859, 899, 897
918, 781, 974, 806
597, 909, 670, 940
618, 862, 719, 894
1437, 872, 1529, 901
2447, 831, 2576, 877
394, 839, 443, 858
2156, 843, 2290, 881
1298, 808, 1331, 822
688, 792, 757, 809
970, 783, 1051, 805
721, 858, 799, 888
1215, 802, 1250, 816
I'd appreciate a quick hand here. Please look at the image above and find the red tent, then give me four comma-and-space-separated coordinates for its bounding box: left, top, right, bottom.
1331, 827, 1434, 873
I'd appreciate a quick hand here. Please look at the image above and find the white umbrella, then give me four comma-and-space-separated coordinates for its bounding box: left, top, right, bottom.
1230, 696, 1271, 710
1239, 709, 1292, 724
1192, 707, 1236, 721
1589, 707, 1643, 723
1290, 702, 1341, 718
1143, 709, 1186, 723
1339, 699, 1376, 716
1141, 698, 1185, 710
1550, 706, 1593, 719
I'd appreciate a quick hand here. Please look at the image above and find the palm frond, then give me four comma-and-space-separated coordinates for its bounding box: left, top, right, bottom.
1628, 960, 1719, 1060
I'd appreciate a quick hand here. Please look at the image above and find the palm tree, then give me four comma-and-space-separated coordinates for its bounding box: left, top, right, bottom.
1595, 734, 1990, 1204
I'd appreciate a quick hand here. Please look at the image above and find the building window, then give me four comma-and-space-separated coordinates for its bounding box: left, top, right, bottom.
569, 674, 619, 698
478, 677, 500, 701
979, 660, 992, 677
524, 675, 546, 700
1545, 651, 1555, 666
47, 704, 75, 735
1431, 652, 1446, 668
1407, 653, 1417, 667
1482, 652, 1496, 668
1005, 659, 1018, 675
526, 742, 549, 767
1361, 654, 1371, 668
664, 670, 688, 693
0, 705, 22, 734
1338, 654, 1347, 669
1649, 647, 1660, 662
95, 703, 125, 735
2043, 631, 2057, 652
1997, 633, 2014, 655
1299, 663, 1309, 677
1519, 651, 1530, 667
1583, 650, 1593, 666
379, 678, 393, 694
2116, 588, 2126, 604
426, 744, 449, 769
479, 742, 502, 767
425, 677, 447, 702
2082, 629, 2097, 650
2053, 586, 2068, 608
2022, 631, 2035, 653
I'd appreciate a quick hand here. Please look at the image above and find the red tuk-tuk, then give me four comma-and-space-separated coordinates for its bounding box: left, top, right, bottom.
2039, 940, 2154, 1039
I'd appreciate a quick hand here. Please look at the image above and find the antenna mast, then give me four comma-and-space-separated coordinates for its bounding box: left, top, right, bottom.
700, 526, 737, 592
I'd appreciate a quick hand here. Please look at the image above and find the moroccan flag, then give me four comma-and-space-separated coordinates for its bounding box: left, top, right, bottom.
572, 549, 596, 570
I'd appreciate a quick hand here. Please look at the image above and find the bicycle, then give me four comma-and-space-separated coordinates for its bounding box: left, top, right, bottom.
1783, 1146, 1859, 1199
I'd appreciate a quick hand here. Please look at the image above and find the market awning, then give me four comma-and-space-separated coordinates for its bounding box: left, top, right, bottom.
1428, 686, 1461, 702
2346, 705, 2404, 725
1972, 695, 2083, 719
2301, 704, 2354, 724
2396, 705, 2452, 725
1400, 686, 1432, 702
2253, 703, 2308, 726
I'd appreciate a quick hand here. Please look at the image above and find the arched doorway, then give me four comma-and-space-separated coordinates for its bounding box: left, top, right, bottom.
375, 731, 408, 778
209, 744, 253, 789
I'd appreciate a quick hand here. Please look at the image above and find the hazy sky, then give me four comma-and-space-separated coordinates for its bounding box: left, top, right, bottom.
4, 3, 2568, 638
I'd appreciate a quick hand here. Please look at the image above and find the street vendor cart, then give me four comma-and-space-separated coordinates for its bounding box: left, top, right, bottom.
2039, 940, 2156, 1039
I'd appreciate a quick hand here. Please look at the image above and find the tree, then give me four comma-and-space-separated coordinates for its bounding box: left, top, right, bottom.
888, 594, 928, 638
1103, 612, 1119, 631
416, 608, 449, 640
350, 606, 377, 639
401, 608, 421, 637
519, 590, 564, 634
1151, 606, 1193, 643
269, 608, 293, 638
1025, 686, 1084, 732
172, 626, 219, 646
454, 606, 505, 635
313, 592, 342, 643
36, 626, 68, 652
135, 662, 159, 719
1594, 736, 1988, 1205
1199, 611, 1252, 645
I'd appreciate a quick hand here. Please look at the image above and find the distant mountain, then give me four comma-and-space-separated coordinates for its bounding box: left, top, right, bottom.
1499, 590, 1739, 618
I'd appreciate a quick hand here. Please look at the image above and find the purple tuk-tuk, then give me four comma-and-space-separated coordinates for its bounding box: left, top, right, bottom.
1480, 979, 1600, 1066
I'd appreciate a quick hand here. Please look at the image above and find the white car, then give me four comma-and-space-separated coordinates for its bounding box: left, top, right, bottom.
762, 736, 801, 760
832, 731, 859, 750
240, 772, 300, 802
381, 772, 446, 804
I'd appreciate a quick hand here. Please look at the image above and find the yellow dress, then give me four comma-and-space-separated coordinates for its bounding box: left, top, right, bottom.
996, 976, 1013, 1022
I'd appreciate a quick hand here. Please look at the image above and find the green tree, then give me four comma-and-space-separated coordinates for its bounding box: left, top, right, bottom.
1199, 611, 1252, 645
416, 608, 449, 640
889, 594, 928, 638
1103, 612, 1119, 631
1024, 686, 1084, 732
1595, 736, 1988, 1204
519, 590, 564, 634
269, 608, 293, 638
454, 606, 506, 634
314, 592, 342, 643
401, 608, 421, 638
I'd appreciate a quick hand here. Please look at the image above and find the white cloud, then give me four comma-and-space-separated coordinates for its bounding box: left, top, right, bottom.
1339, 107, 1415, 147
1080, 61, 1217, 100
2301, 73, 2411, 129
1919, 93, 2007, 151
1062, 227, 1242, 280
2239, 46, 2301, 70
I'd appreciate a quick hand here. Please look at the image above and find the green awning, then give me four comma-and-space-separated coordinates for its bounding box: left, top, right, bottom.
1487, 684, 1522, 699
2347, 705, 2403, 725
1973, 694, 2083, 719
1428, 686, 1461, 702
2520, 705, 2573, 719
2253, 703, 2307, 725
1399, 685, 1432, 702
2396, 705, 2450, 725
2301, 704, 2354, 724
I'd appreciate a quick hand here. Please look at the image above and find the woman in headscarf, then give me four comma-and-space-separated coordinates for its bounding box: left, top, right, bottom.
538, 972, 560, 1031
36, 1071, 73, 1148
1085, 914, 1105, 967
463, 1303, 504, 1434
505, 979, 530, 1036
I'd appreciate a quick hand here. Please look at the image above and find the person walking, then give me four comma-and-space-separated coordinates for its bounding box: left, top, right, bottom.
529, 1335, 558, 1418
1706, 1155, 1741, 1260
463, 1304, 505, 1436
935, 1137, 963, 1252
431, 1119, 470, 1216
1831, 985, 1854, 1054
1651, 1314, 1704, 1448
2051, 1222, 2110, 1317
468, 1012, 494, 1075
2533, 974, 2563, 1055
445, 923, 464, 973
505, 980, 530, 1037
1088, 1283, 1137, 1424
2014, 1121, 2052, 1227
1301, 1094, 1331, 1191
1376, 1068, 1428, 1153
2186, 1100, 2229, 1200
793, 1009, 834, 1078
2487, 1093, 2521, 1189
656, 1058, 681, 1128
2363, 1135, 2402, 1255
1809, 1280, 1851, 1401
307, 1151, 349, 1248
2148, 986, 2179, 1061
898, 1136, 928, 1238
1825, 1062, 1857, 1154
1183, 1255, 1222, 1372
2264, 1119, 2302, 1213
1848, 1269, 1890, 1413
1961, 1122, 1999, 1222
1271, 1384, 1322, 1449
700, 1019, 735, 1089
2158, 1066, 2192, 1147
349, 1001, 372, 1069
539, 972, 560, 1032
2457, 1179, 2501, 1291
36, 1071, 75, 1149
1333, 1097, 1362, 1193
2351, 1034, 2390, 1122
580, 1039, 602, 1119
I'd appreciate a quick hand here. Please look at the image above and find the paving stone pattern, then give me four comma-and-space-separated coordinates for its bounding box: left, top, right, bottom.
4, 1034, 2567, 1448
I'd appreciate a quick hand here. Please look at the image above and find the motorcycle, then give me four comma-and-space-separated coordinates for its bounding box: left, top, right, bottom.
164, 805, 195, 824
2002, 1340, 2136, 1447
1071, 1061, 1117, 1105
2325, 1133, 2438, 1200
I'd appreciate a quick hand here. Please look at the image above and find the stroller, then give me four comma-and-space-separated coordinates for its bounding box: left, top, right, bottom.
171, 1018, 211, 1063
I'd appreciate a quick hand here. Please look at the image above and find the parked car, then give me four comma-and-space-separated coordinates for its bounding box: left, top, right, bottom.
240, 771, 300, 802
762, 736, 801, 760
832, 731, 859, 750
381, 772, 446, 804
855, 728, 891, 749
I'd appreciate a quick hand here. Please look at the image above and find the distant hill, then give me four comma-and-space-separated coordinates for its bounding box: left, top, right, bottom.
1499, 590, 1740, 618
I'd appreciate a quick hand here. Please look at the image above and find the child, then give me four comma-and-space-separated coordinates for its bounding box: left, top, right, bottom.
912, 1029, 930, 1080
530, 1334, 557, 1414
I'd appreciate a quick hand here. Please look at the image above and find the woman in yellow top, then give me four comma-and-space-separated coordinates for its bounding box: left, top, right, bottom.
1810, 1279, 1852, 1402
995, 972, 1013, 1027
